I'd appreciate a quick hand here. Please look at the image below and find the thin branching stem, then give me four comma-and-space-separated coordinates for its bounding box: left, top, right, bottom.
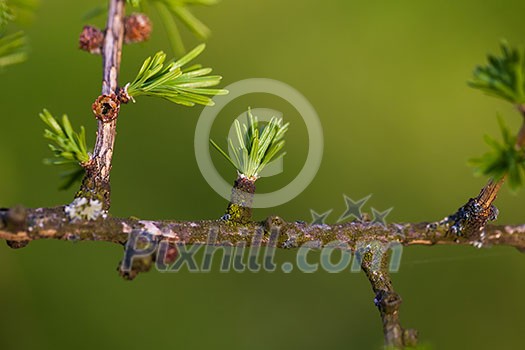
361, 250, 418, 348
2, 204, 525, 347
77, 0, 126, 209
1, 206, 524, 249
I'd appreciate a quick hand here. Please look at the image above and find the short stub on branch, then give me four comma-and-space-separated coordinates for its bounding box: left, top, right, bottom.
118, 230, 179, 281
225, 175, 256, 224
444, 197, 499, 238
1, 206, 30, 249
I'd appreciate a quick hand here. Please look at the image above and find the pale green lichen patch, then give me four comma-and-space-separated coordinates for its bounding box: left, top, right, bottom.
65, 197, 103, 221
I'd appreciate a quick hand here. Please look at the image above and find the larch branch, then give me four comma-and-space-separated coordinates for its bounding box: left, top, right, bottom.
1, 206, 524, 250
77, 0, 126, 209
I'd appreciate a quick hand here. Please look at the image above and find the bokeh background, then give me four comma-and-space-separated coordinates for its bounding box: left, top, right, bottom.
1, 0, 525, 349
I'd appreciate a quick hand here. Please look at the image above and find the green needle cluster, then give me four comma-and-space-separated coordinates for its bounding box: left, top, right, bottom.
470, 116, 525, 190
125, 44, 227, 106
469, 41, 525, 191
469, 41, 525, 104
0, 0, 14, 30
40, 109, 90, 190
152, 0, 218, 55
0, 0, 32, 69
40, 109, 90, 166
125, 0, 218, 55
211, 109, 289, 179
0, 31, 26, 68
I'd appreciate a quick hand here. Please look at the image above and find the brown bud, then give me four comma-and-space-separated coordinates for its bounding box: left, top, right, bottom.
92, 94, 120, 122
116, 84, 132, 104
79, 25, 104, 54
124, 13, 152, 44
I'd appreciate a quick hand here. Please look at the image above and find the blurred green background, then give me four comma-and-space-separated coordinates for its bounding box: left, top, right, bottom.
1, 0, 525, 349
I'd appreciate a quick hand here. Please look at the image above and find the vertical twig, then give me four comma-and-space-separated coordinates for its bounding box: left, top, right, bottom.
361, 249, 418, 348
77, 0, 126, 210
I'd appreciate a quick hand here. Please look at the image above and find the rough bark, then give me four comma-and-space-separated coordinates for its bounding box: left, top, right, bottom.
361, 248, 418, 348
226, 175, 256, 224
1, 206, 524, 251
77, 0, 126, 210
1, 204, 525, 348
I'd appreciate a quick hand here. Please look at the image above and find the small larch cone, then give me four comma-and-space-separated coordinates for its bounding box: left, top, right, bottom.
92, 94, 120, 122
124, 13, 152, 44
79, 25, 104, 54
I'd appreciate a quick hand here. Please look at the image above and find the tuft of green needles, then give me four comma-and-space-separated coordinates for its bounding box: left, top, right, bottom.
469, 41, 525, 104
469, 116, 525, 191
125, 44, 227, 106
40, 109, 90, 189
210, 109, 289, 179
468, 41, 525, 191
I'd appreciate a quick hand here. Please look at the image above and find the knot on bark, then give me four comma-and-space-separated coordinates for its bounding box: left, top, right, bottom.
445, 198, 498, 237
374, 290, 402, 314
6, 240, 30, 249
79, 25, 104, 54
124, 13, 152, 44
264, 216, 285, 230
118, 254, 153, 281
92, 94, 120, 122
2, 206, 30, 249
118, 233, 156, 281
